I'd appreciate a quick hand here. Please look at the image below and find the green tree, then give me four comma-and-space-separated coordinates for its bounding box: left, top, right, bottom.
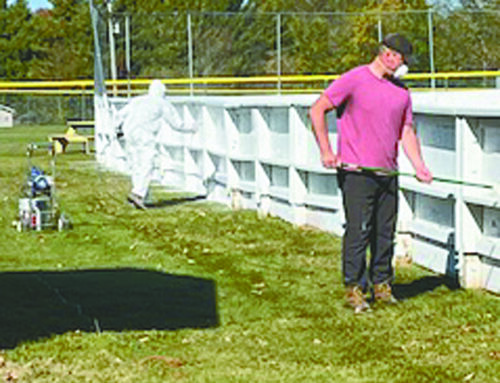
29, 0, 93, 79
458, 0, 500, 9
109, 1, 189, 78
3, 0, 498, 81
366, 0, 430, 72
110, 0, 256, 78
0, 0, 34, 79
245, 0, 431, 75
433, 8, 500, 72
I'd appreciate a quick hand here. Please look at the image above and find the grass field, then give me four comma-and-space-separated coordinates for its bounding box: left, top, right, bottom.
0, 125, 499, 383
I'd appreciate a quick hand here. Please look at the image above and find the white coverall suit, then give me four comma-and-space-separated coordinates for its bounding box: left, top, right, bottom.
115, 80, 190, 199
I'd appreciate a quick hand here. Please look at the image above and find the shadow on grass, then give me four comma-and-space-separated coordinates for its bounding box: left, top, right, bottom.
0, 268, 219, 349
144, 195, 206, 209
393, 275, 460, 300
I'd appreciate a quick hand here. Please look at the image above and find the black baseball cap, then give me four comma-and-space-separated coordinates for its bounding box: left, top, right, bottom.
382, 33, 414, 64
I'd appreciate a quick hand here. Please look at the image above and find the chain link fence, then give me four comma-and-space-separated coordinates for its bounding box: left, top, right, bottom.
99, 9, 500, 82
0, 93, 94, 125
2, 7, 499, 125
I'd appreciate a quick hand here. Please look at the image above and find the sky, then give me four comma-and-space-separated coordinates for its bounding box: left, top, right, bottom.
7, 0, 53, 11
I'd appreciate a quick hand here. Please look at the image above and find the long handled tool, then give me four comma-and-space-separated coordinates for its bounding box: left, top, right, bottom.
342, 164, 495, 190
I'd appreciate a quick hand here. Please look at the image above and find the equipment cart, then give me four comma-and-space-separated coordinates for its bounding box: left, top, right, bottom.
14, 143, 72, 232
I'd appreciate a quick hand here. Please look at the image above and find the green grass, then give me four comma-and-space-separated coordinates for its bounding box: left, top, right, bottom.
0, 125, 499, 383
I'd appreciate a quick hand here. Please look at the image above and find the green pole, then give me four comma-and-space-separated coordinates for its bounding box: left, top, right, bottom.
344, 165, 493, 189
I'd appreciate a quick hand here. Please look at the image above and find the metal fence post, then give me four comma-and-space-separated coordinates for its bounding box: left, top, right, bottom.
125, 14, 131, 98
80, 86, 85, 119
187, 12, 194, 97
377, 14, 383, 42
107, 1, 118, 96
277, 13, 281, 95
428, 9, 435, 89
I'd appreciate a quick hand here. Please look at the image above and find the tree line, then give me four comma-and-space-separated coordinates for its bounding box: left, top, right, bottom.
0, 0, 499, 81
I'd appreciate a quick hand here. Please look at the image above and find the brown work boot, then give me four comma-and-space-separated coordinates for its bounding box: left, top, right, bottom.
373, 282, 398, 305
345, 285, 371, 314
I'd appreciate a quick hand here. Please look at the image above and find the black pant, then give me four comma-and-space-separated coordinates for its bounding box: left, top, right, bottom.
337, 169, 398, 288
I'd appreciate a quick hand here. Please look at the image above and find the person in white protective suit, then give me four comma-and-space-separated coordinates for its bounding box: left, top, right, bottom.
114, 79, 195, 209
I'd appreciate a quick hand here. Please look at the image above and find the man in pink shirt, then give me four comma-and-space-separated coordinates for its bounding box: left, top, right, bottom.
309, 33, 432, 313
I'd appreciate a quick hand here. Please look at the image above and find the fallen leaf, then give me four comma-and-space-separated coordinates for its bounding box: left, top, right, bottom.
4, 370, 18, 382
489, 350, 500, 360
463, 373, 474, 381
139, 355, 185, 368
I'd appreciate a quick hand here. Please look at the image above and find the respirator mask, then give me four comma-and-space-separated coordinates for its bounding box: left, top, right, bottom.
393, 63, 408, 79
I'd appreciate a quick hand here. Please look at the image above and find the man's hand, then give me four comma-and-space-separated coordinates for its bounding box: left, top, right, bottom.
185, 120, 197, 133
415, 164, 433, 184
321, 151, 340, 169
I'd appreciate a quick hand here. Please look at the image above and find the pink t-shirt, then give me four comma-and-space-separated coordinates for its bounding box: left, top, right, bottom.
324, 65, 412, 170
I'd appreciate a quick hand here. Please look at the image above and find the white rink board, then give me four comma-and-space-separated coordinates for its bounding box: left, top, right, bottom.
96, 90, 500, 292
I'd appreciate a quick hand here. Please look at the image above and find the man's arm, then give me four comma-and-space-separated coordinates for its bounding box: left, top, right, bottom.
161, 100, 197, 133
309, 94, 338, 168
113, 103, 131, 135
401, 124, 433, 183
161, 101, 184, 131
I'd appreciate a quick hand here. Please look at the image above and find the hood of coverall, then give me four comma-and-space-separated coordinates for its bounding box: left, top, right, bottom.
148, 80, 166, 97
